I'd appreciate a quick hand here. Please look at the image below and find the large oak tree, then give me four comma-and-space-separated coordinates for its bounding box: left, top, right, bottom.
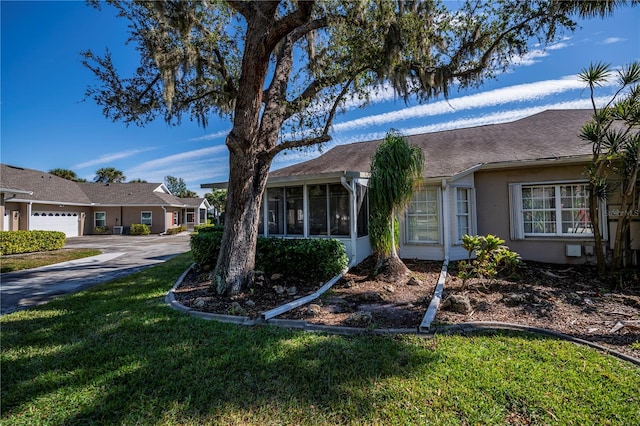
83, 0, 626, 295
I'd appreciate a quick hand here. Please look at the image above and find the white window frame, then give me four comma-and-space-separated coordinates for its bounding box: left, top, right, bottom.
406, 186, 441, 244
94, 211, 106, 227
455, 187, 473, 243
509, 181, 605, 239
173, 211, 179, 226
141, 211, 152, 226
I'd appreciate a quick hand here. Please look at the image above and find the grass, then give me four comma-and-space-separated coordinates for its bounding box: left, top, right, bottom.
0, 248, 103, 272
2, 253, 639, 425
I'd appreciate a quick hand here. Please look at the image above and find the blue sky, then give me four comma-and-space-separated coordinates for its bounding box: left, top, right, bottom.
2, 1, 639, 196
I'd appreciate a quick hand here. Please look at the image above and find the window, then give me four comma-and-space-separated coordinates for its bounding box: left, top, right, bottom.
173, 211, 179, 226
267, 188, 285, 235
406, 187, 440, 243
511, 182, 593, 238
286, 186, 304, 235
94, 211, 106, 227
329, 184, 350, 236
308, 184, 328, 235
141, 211, 152, 226
356, 184, 369, 237
456, 188, 471, 242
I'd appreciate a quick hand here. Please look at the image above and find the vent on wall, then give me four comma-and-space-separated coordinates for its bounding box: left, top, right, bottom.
566, 244, 581, 257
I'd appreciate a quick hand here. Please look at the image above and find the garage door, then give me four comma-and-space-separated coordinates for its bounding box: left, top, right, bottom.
31, 212, 79, 237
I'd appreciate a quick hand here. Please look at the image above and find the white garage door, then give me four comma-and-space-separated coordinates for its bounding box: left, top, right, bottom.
31, 212, 79, 237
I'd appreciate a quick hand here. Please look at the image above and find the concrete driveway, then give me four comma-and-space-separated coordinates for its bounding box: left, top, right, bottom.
1, 233, 192, 315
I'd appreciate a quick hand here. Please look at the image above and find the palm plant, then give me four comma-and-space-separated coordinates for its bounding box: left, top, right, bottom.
368, 131, 424, 281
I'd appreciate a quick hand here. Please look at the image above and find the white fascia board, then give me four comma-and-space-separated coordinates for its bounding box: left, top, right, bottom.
0, 188, 33, 195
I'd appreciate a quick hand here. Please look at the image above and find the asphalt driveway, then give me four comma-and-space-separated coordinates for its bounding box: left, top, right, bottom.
1, 233, 192, 315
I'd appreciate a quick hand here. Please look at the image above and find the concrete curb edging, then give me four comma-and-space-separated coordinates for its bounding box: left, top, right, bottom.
166, 264, 640, 367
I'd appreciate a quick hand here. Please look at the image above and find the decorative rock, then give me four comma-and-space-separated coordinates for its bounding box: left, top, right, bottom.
273, 285, 286, 295
306, 304, 323, 316
271, 273, 284, 281
503, 293, 528, 306
287, 286, 297, 296
348, 311, 372, 324
383, 284, 395, 293
194, 297, 206, 309
345, 279, 356, 288
228, 301, 246, 315
442, 294, 472, 314
359, 291, 383, 302
406, 276, 423, 286
245, 300, 256, 307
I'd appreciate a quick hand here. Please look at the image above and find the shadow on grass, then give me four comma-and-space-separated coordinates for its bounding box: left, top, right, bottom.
2, 253, 639, 425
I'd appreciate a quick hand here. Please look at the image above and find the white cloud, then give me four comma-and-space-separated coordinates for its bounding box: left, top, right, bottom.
601, 37, 626, 45
73, 147, 156, 170
188, 129, 230, 142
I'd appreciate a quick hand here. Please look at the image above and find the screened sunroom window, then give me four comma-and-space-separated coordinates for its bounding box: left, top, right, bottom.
308, 184, 350, 237
406, 187, 439, 243
456, 188, 471, 242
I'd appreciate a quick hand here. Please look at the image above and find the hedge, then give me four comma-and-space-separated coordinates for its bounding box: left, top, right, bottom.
130, 224, 151, 235
0, 230, 66, 255
190, 234, 348, 284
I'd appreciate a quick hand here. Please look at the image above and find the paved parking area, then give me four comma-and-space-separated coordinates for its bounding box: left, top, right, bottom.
1, 233, 192, 315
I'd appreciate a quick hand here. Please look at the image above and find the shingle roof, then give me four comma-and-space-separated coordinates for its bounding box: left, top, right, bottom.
178, 197, 208, 208
269, 109, 594, 180
0, 164, 192, 207
0, 164, 93, 204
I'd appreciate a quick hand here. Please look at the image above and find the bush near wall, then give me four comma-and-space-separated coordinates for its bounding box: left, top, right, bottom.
190, 233, 348, 284
193, 224, 224, 233
93, 226, 110, 235
165, 225, 187, 235
0, 230, 66, 255
130, 224, 151, 235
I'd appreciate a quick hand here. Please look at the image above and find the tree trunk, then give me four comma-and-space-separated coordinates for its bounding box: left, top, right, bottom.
212, 146, 271, 295
611, 168, 638, 271
588, 184, 607, 276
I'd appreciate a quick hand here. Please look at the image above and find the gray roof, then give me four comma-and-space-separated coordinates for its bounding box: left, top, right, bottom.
0, 164, 198, 207
269, 109, 594, 180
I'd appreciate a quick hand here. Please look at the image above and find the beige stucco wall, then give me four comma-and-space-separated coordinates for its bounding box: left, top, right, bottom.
474, 164, 603, 264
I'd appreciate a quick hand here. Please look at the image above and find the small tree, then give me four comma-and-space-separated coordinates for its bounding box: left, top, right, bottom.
94, 167, 126, 183
578, 61, 640, 273
369, 131, 424, 282
205, 189, 228, 225
165, 175, 198, 197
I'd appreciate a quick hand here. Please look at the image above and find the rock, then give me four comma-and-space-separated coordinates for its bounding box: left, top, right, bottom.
194, 297, 206, 309
383, 285, 395, 293
406, 276, 423, 286
287, 286, 297, 296
245, 300, 256, 307
359, 291, 383, 302
442, 295, 472, 314
271, 273, 283, 281
344, 279, 356, 288
348, 311, 373, 324
503, 293, 528, 306
273, 285, 286, 295
306, 304, 323, 316
228, 302, 246, 316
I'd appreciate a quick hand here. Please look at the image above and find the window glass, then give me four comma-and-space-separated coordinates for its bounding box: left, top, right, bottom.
357, 185, 369, 237
521, 184, 591, 236
308, 184, 328, 235
407, 187, 439, 243
141, 211, 152, 226
456, 188, 470, 240
329, 184, 350, 236
267, 188, 285, 235
286, 186, 304, 235
94, 212, 106, 227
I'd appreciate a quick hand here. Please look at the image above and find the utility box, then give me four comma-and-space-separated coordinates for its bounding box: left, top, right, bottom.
583, 245, 594, 256
566, 244, 581, 257
112, 226, 123, 235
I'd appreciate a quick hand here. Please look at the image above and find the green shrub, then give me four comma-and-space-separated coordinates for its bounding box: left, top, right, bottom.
458, 234, 522, 286
0, 230, 66, 255
194, 224, 224, 233
93, 226, 110, 235
190, 234, 348, 283
165, 225, 186, 235
130, 224, 151, 235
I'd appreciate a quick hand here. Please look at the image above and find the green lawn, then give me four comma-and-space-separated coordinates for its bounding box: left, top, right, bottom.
2, 253, 638, 425
0, 248, 103, 272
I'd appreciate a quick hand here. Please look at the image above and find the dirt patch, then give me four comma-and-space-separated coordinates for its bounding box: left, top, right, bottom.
172, 257, 640, 359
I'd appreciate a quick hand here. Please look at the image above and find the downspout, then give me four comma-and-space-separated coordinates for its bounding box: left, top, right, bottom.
27, 202, 32, 231
441, 178, 450, 262
341, 176, 357, 267
160, 206, 167, 235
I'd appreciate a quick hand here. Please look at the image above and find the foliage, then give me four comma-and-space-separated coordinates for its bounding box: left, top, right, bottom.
94, 167, 126, 183
48, 168, 87, 182
83, 0, 627, 295
191, 233, 348, 287
205, 189, 227, 224
193, 224, 224, 233
128, 178, 148, 183
129, 224, 151, 235
1, 254, 639, 425
165, 225, 186, 235
165, 175, 198, 198
458, 234, 522, 286
0, 230, 66, 255
93, 225, 110, 235
578, 61, 640, 273
369, 131, 424, 260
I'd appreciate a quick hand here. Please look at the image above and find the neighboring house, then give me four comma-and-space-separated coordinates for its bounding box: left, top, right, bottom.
203, 109, 640, 266
0, 164, 210, 237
